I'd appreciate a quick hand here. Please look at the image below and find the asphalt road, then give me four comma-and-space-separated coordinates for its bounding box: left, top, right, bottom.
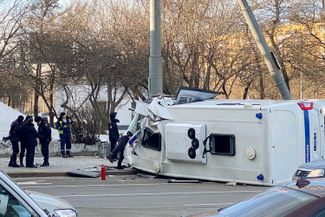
14, 175, 267, 217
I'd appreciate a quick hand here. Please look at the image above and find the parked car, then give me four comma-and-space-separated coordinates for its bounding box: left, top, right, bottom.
293, 160, 325, 180
0, 170, 77, 217
187, 178, 325, 217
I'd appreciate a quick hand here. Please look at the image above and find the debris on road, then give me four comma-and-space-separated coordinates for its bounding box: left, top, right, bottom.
168, 179, 202, 183
68, 168, 100, 178
137, 172, 157, 179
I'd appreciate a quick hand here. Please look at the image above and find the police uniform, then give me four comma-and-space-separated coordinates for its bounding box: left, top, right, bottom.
36, 117, 51, 166
56, 118, 72, 157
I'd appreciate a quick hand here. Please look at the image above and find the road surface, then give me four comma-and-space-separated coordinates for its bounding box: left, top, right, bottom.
15, 175, 267, 217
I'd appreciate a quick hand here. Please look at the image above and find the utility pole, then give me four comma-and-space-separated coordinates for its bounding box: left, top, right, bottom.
148, 0, 163, 97
238, 0, 292, 100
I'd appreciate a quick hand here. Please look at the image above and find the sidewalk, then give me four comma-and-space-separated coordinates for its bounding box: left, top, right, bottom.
0, 156, 137, 178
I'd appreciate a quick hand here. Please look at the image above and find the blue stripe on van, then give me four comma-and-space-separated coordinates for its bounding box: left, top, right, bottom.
304, 110, 311, 163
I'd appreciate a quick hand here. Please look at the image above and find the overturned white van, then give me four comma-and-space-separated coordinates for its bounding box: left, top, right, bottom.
127, 88, 325, 185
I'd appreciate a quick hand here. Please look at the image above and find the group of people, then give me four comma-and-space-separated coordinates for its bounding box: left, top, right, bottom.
3, 112, 73, 168
3, 111, 131, 169
3, 115, 51, 168
107, 112, 133, 169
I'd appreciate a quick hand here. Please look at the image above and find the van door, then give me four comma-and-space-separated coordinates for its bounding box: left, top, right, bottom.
320, 109, 325, 159
309, 109, 322, 161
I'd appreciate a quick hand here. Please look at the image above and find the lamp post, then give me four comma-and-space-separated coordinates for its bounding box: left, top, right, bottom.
238, 0, 292, 100
148, 0, 163, 97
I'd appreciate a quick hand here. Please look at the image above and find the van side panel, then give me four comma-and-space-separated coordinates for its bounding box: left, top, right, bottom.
269, 110, 303, 184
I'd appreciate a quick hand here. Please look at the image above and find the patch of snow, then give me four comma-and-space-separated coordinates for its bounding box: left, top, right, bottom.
98, 134, 108, 142
0, 102, 59, 140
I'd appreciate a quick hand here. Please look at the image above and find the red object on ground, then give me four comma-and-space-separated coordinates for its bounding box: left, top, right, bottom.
101, 164, 106, 181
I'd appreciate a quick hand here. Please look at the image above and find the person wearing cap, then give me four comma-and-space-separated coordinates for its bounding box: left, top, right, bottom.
35, 116, 51, 166
56, 112, 73, 158
107, 131, 133, 169
2, 115, 24, 167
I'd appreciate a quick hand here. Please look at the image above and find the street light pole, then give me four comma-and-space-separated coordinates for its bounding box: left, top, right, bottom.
149, 0, 163, 97
238, 0, 292, 100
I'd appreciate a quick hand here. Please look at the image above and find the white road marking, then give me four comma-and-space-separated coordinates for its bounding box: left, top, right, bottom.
17, 181, 52, 185
184, 203, 233, 207
25, 182, 263, 189
57, 190, 261, 198
24, 182, 176, 188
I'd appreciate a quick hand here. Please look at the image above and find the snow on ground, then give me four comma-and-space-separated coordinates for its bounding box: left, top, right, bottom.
0, 102, 59, 140
0, 102, 25, 139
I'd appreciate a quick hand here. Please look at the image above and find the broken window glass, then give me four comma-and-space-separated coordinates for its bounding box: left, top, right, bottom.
142, 128, 161, 151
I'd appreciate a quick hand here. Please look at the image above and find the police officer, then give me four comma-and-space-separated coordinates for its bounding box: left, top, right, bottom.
22, 116, 42, 168
35, 116, 51, 167
19, 115, 32, 167
56, 112, 73, 158
3, 115, 24, 167
107, 131, 133, 169
108, 112, 120, 152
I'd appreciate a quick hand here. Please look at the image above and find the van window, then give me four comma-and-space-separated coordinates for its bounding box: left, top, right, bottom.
142, 128, 161, 151
209, 134, 236, 156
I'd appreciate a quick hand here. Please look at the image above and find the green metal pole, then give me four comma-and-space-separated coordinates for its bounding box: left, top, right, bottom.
149, 0, 163, 97
238, 0, 292, 100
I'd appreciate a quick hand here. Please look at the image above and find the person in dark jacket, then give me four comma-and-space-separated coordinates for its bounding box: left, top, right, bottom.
21, 117, 42, 168
108, 112, 120, 151
35, 116, 51, 167
56, 112, 73, 158
107, 131, 133, 169
4, 115, 31, 167
19, 115, 32, 167
3, 115, 24, 167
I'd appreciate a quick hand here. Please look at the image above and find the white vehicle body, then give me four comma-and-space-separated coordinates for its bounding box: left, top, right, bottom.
0, 170, 77, 217
128, 91, 325, 185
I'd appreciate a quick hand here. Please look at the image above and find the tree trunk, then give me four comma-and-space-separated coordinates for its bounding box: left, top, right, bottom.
33, 64, 42, 117
33, 91, 39, 117
49, 91, 54, 126
243, 81, 253, 99
49, 71, 56, 126
107, 83, 113, 125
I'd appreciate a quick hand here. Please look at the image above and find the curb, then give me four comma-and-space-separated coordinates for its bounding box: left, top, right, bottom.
8, 172, 68, 178
7, 168, 138, 178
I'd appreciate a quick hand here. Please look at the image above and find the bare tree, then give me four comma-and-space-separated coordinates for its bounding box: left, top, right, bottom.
12, 0, 64, 124
0, 0, 31, 108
